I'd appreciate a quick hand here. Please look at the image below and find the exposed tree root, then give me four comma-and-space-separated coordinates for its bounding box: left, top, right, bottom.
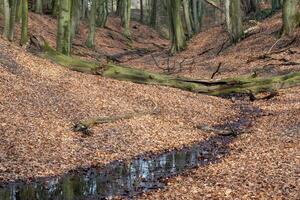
29, 35, 300, 98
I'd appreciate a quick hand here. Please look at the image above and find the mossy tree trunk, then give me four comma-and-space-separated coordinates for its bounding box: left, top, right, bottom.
149, 0, 157, 28
96, 0, 108, 27
192, 0, 200, 32
71, 0, 81, 40
31, 37, 300, 98
282, 0, 300, 35
86, 0, 97, 48
35, 0, 43, 14
120, 0, 131, 37
20, 0, 29, 46
8, 0, 18, 41
52, 0, 59, 16
15, 0, 22, 23
56, 0, 72, 55
183, 0, 193, 38
166, 0, 186, 54
225, 0, 243, 43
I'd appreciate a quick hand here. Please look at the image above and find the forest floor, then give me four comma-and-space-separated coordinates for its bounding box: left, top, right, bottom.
0, 12, 299, 199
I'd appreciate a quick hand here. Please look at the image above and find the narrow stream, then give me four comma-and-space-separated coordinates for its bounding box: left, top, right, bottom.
0, 135, 232, 200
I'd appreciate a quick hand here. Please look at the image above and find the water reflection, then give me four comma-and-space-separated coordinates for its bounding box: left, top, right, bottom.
0, 136, 231, 200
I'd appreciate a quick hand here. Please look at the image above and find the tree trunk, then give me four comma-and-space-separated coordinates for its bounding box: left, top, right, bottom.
282, 0, 299, 35
225, 0, 243, 43
272, 0, 282, 10
86, 0, 97, 48
71, 0, 81, 40
96, 0, 108, 27
30, 37, 300, 98
35, 0, 43, 14
120, 0, 131, 37
20, 0, 29, 46
183, 0, 193, 38
140, 0, 144, 22
15, 0, 22, 23
192, 0, 200, 32
166, 0, 186, 54
3, 0, 10, 39
56, 0, 71, 55
8, 0, 18, 41
52, 0, 59, 16
149, 0, 157, 28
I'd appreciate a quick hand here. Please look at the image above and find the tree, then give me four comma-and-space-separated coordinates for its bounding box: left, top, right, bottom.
166, 0, 186, 54
182, 0, 193, 38
71, 0, 81, 40
3, 0, 10, 39
21, 0, 29, 46
282, 0, 300, 35
96, 0, 108, 27
35, 0, 43, 14
86, 0, 97, 48
271, 0, 282, 10
225, 0, 243, 42
140, 0, 144, 22
56, 0, 72, 55
149, 0, 157, 28
120, 0, 131, 37
8, 0, 18, 41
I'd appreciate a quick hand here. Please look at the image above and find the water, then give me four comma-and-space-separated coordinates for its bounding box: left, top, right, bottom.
0, 135, 232, 200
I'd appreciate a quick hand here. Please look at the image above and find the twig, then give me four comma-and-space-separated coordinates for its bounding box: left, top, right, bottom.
211, 62, 222, 79
216, 38, 230, 56
204, 0, 224, 13
267, 38, 282, 54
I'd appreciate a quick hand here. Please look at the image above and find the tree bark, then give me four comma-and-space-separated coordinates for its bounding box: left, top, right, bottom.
149, 0, 157, 28
35, 0, 43, 14
86, 0, 97, 48
71, 0, 81, 40
272, 0, 282, 10
3, 0, 10, 39
56, 0, 72, 55
183, 0, 193, 38
140, 0, 144, 22
8, 0, 18, 41
282, 0, 299, 35
96, 0, 108, 28
225, 0, 243, 43
20, 0, 29, 46
166, 0, 186, 54
120, 0, 131, 38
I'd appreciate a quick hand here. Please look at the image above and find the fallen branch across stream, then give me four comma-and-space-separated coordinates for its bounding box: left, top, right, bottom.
29, 36, 300, 98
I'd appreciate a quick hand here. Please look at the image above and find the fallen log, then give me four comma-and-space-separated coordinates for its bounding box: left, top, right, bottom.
29, 36, 300, 97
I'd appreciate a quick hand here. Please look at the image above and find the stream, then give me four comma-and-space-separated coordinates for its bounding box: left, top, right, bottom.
0, 135, 232, 200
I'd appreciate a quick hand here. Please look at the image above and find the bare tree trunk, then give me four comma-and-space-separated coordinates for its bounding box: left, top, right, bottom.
3, 0, 10, 39
166, 0, 186, 54
225, 0, 243, 42
21, 0, 29, 46
86, 0, 97, 48
183, 0, 193, 37
282, 0, 299, 35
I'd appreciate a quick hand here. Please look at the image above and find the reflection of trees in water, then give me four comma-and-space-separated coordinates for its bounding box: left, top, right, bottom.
0, 141, 227, 199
